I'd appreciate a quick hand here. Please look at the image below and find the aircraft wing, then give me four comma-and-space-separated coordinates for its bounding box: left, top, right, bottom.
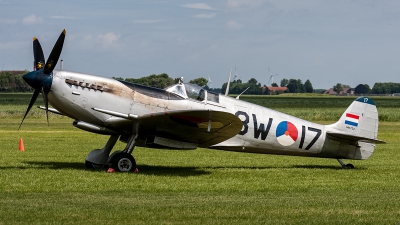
326, 131, 386, 144
93, 108, 243, 148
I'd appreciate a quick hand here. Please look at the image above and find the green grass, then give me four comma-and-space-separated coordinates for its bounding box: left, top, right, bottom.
1, 94, 400, 224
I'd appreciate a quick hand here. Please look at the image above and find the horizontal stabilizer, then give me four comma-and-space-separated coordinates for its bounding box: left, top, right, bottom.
327, 131, 385, 144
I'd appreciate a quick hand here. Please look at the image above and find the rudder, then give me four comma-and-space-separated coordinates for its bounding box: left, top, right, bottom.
330, 97, 379, 140
325, 97, 384, 160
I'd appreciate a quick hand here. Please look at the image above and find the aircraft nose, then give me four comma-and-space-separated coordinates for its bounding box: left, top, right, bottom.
23, 70, 53, 91
23, 71, 37, 89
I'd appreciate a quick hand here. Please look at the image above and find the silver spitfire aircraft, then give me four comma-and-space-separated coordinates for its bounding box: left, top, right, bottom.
19, 30, 384, 172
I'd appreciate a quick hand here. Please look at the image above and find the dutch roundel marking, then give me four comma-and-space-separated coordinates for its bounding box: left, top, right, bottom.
345, 113, 359, 127
276, 121, 298, 146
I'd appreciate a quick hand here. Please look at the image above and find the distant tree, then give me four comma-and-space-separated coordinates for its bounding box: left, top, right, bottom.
288, 79, 304, 93
189, 77, 208, 87
354, 84, 371, 94
221, 77, 262, 95
261, 85, 268, 95
364, 84, 371, 92
248, 78, 258, 85
287, 83, 296, 93
371, 82, 400, 94
0, 71, 31, 92
112, 77, 124, 81
0, 73, 9, 91
333, 83, 343, 94
280, 78, 289, 87
271, 82, 278, 87
124, 73, 175, 89
304, 79, 313, 93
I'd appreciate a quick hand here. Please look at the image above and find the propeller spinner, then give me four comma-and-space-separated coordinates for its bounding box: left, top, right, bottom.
18, 29, 66, 130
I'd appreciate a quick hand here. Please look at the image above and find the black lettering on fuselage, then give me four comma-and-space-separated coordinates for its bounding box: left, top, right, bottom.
235, 111, 249, 135
252, 114, 273, 140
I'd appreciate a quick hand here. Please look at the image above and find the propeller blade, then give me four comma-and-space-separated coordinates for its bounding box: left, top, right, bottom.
44, 29, 66, 74
42, 87, 49, 126
18, 90, 40, 130
33, 37, 45, 70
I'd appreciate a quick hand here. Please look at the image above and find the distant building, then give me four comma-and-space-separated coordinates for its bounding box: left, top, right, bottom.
323, 87, 354, 95
268, 86, 288, 93
260, 86, 288, 94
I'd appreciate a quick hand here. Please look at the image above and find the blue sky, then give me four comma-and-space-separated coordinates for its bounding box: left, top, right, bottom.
1, 0, 400, 89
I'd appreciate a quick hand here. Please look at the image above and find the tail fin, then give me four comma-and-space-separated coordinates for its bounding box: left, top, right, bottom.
327, 97, 383, 143
325, 97, 384, 160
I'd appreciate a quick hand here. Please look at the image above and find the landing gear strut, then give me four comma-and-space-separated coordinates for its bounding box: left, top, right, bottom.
337, 159, 355, 169
85, 135, 119, 169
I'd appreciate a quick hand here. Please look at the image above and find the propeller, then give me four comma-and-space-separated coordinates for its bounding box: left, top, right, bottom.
18, 29, 66, 130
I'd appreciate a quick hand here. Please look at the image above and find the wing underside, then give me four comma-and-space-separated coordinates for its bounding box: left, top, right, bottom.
93, 108, 243, 148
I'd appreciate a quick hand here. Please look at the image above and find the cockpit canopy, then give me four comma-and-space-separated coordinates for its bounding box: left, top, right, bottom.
165, 83, 219, 103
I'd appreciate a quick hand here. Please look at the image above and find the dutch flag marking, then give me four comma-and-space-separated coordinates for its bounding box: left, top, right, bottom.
345, 113, 360, 127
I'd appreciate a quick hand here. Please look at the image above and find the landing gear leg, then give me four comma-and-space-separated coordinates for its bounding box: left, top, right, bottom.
337, 159, 355, 169
108, 134, 138, 172
85, 135, 120, 169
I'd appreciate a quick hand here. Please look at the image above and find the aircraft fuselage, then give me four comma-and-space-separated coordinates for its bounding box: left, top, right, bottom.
47, 70, 374, 161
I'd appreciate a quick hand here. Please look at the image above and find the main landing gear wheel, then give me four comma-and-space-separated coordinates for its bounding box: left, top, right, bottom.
109, 152, 136, 172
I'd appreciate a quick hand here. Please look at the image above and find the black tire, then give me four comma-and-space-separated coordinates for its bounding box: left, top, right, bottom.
346, 164, 355, 169
110, 152, 136, 172
108, 150, 123, 164
85, 160, 107, 169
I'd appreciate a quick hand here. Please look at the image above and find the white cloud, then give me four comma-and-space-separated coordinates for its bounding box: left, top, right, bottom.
194, 13, 217, 19
227, 20, 242, 29
133, 19, 165, 24
97, 32, 121, 46
182, 3, 215, 10
22, 14, 43, 25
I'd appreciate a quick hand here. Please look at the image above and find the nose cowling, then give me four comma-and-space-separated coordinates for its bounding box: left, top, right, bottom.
23, 70, 53, 91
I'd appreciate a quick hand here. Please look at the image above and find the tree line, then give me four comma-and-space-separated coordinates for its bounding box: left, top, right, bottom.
0, 71, 32, 92
1, 70, 400, 95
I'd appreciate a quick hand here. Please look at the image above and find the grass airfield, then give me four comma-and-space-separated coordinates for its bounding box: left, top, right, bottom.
0, 95, 400, 224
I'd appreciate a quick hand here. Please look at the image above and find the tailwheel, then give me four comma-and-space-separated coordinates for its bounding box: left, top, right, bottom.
109, 152, 136, 172
344, 164, 354, 169
337, 159, 355, 169
85, 160, 107, 169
